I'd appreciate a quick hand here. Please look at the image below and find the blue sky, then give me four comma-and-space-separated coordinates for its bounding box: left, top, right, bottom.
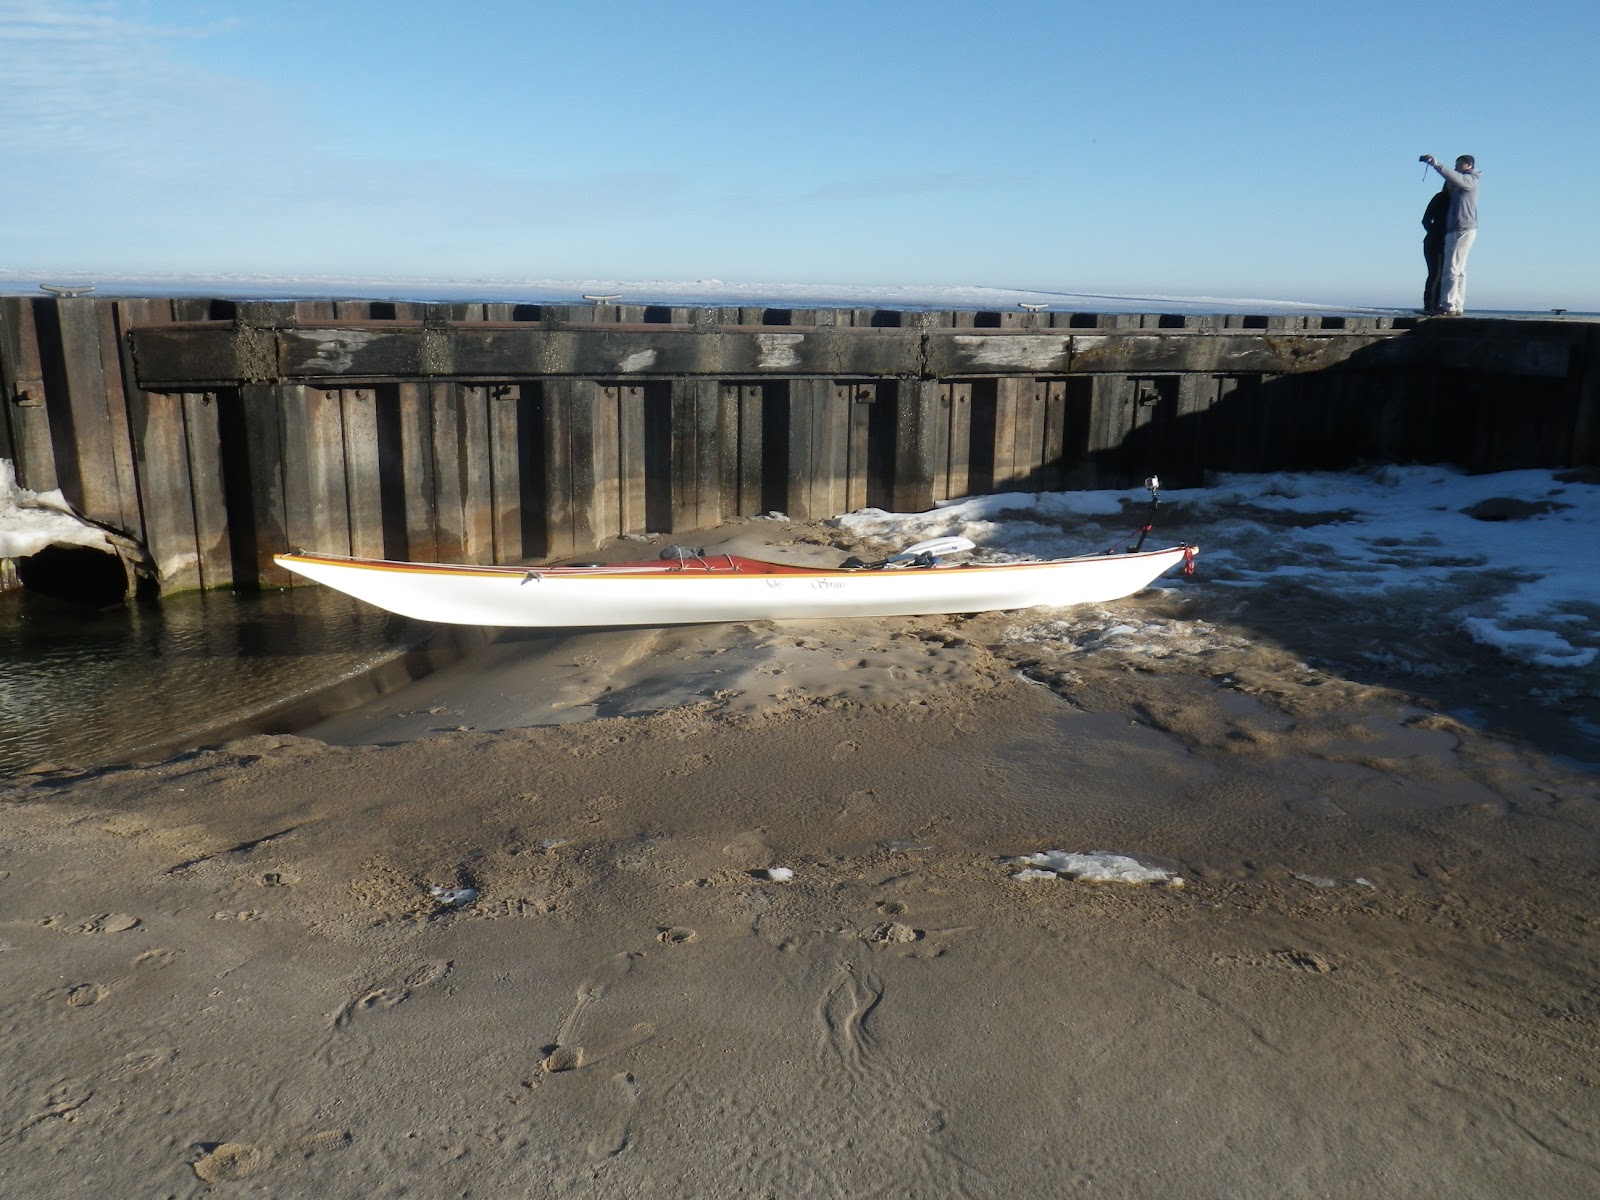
2, 0, 1597, 310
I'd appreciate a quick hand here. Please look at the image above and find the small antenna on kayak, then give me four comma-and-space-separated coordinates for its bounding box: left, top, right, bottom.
1131, 476, 1161, 553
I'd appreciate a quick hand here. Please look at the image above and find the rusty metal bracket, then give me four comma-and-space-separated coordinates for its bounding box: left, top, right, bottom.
13, 380, 44, 407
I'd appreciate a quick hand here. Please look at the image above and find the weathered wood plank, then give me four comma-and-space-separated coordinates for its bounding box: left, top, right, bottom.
736, 384, 765, 517
137, 319, 1592, 388
892, 379, 939, 514
617, 384, 647, 536
591, 384, 622, 543
1167, 373, 1212, 486
93, 301, 143, 537
129, 325, 244, 386
280, 385, 350, 556
396, 381, 438, 562
129, 387, 200, 590
717, 383, 741, 518
812, 382, 851, 519
669, 380, 700, 532
992, 376, 1022, 488
541, 379, 576, 559
233, 383, 290, 585
785, 379, 824, 521
566, 379, 600, 555
457, 384, 495, 563
429, 382, 467, 563
0, 300, 18, 469
931, 333, 1071, 377
681, 378, 721, 530
936, 381, 973, 501
1085, 375, 1135, 487
46, 298, 124, 526
182, 389, 232, 589
114, 299, 201, 590
1021, 379, 1049, 486
487, 383, 524, 562
277, 327, 425, 378
341, 388, 386, 560
847, 382, 873, 514
1057, 377, 1095, 489
132, 309, 1600, 387
1040, 379, 1068, 490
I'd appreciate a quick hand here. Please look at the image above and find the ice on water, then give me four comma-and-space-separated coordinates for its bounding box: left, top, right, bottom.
0, 271, 1383, 318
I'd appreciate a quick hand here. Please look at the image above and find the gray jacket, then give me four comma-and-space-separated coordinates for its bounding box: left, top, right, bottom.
1432, 162, 1482, 231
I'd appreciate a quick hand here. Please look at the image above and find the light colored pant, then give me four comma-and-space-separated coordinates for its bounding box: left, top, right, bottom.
1441, 228, 1476, 314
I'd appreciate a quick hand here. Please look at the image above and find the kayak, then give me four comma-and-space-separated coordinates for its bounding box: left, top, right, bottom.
272, 541, 1197, 628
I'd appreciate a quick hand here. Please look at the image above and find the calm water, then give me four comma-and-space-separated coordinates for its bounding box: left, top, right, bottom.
0, 586, 436, 776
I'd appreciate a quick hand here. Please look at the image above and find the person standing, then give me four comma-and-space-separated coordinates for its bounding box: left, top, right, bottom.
1419, 153, 1481, 315
1420, 183, 1449, 314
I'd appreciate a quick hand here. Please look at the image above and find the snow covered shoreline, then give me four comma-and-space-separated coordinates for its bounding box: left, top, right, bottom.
836, 465, 1600, 672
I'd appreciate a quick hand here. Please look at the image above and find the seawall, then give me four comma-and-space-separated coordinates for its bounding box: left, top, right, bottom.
2, 295, 1595, 596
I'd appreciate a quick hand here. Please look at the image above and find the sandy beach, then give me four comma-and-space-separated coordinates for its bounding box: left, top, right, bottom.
3, 501, 1599, 1198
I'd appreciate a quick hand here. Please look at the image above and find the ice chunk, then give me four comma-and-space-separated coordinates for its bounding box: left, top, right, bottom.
1004, 850, 1182, 886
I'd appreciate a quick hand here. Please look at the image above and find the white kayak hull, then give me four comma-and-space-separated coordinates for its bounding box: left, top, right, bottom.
273, 545, 1197, 628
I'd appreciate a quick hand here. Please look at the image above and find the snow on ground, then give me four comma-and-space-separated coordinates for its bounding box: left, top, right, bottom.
835, 466, 1600, 671
1002, 850, 1184, 886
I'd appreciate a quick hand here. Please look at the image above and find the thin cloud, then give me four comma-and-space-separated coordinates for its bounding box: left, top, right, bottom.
0, 0, 248, 158
804, 170, 1014, 203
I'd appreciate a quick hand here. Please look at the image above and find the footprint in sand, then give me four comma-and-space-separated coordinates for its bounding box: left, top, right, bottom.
330, 960, 453, 1029
190, 1130, 349, 1184
541, 952, 655, 1079
586, 1072, 641, 1158
50, 947, 180, 1009
541, 1045, 587, 1073
45, 913, 141, 935
540, 1022, 655, 1075
192, 1142, 265, 1183
818, 965, 884, 1073
864, 922, 921, 946
1275, 948, 1338, 974
65, 983, 111, 1007
21, 1081, 96, 1135
19, 1049, 177, 1140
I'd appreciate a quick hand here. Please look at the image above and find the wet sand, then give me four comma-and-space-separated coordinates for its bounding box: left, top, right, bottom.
3, 517, 1599, 1197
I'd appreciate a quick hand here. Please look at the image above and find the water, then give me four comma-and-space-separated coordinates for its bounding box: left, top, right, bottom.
0, 586, 439, 776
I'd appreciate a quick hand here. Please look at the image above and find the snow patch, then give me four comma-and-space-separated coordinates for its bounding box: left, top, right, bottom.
1003, 850, 1183, 886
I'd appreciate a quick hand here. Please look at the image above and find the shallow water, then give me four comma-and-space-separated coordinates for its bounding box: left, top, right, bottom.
0, 586, 434, 775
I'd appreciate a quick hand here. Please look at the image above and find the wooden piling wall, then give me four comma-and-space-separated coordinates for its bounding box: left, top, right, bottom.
2, 295, 1596, 594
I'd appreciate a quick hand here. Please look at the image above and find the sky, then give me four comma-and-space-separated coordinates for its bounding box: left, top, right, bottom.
2, 0, 1597, 311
